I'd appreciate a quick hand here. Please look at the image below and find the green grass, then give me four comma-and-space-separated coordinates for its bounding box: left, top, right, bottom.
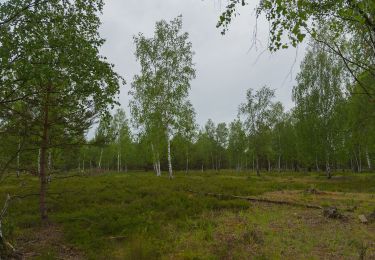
1, 170, 375, 259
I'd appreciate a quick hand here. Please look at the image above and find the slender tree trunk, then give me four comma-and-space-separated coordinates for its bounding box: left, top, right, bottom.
286, 160, 288, 171
48, 150, 52, 171
219, 154, 222, 171
315, 154, 319, 172
359, 147, 362, 173
151, 144, 157, 176
366, 147, 371, 170
82, 153, 85, 173
354, 150, 359, 172
185, 149, 189, 174
16, 140, 20, 177
119, 153, 122, 172
278, 154, 281, 173
39, 87, 50, 222
167, 133, 173, 179
37, 149, 41, 176
157, 158, 161, 177
201, 163, 204, 172
326, 153, 331, 179
117, 152, 120, 172
252, 155, 255, 172
256, 155, 260, 176
98, 148, 103, 170
267, 157, 271, 172
216, 155, 218, 171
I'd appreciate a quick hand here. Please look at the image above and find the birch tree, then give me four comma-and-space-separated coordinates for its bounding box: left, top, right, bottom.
269, 102, 285, 172
239, 86, 275, 176
215, 123, 229, 171
228, 119, 246, 171
111, 109, 132, 172
130, 16, 196, 179
293, 42, 344, 178
177, 102, 197, 174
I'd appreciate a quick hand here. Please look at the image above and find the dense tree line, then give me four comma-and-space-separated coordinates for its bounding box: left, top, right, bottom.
2, 25, 374, 182
18, 42, 372, 177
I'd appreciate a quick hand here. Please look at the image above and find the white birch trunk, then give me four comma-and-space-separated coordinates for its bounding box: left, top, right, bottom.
98, 148, 103, 170
366, 147, 371, 170
151, 144, 156, 174
151, 143, 160, 176
117, 151, 120, 172
167, 133, 173, 179
157, 159, 161, 176
326, 154, 331, 179
354, 150, 359, 172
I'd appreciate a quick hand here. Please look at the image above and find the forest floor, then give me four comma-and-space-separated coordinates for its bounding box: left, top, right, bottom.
0, 171, 374, 259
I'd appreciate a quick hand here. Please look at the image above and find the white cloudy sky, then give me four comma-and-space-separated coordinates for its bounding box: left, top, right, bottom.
99, 0, 307, 127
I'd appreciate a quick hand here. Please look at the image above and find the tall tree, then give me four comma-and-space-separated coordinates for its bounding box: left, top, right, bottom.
269, 102, 285, 172
111, 109, 132, 172
215, 122, 229, 171
130, 16, 196, 179
293, 42, 344, 178
0, 0, 122, 221
228, 119, 246, 171
177, 101, 197, 173
239, 86, 275, 176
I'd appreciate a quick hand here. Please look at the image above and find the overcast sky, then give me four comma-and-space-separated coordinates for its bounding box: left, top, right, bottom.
99, 0, 307, 127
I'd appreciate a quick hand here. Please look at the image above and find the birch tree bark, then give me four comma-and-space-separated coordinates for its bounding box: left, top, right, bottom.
98, 148, 103, 170
167, 131, 173, 179
366, 147, 372, 170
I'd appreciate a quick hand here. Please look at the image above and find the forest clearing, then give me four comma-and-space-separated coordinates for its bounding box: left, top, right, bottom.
1, 171, 374, 259
0, 0, 374, 258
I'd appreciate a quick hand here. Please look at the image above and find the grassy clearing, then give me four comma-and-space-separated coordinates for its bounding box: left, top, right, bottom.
1, 171, 375, 259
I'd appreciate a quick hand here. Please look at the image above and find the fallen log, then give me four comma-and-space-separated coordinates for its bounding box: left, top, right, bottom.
185, 189, 323, 210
